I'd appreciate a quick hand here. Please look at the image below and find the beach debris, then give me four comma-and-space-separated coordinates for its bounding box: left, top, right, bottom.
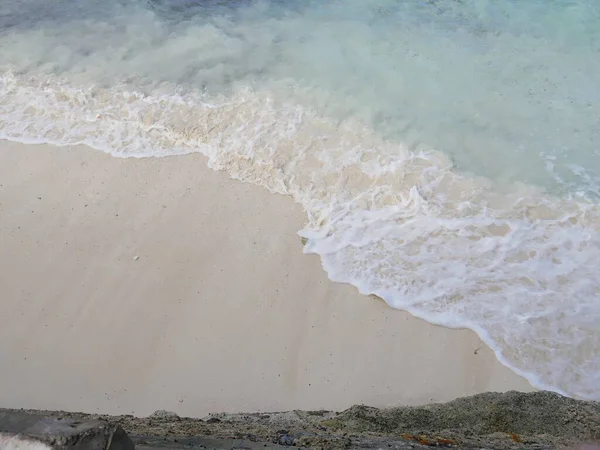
402, 434, 458, 447
510, 433, 523, 443
133, 255, 139, 261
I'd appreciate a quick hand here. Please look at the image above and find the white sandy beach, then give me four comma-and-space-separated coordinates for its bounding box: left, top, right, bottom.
0, 141, 532, 417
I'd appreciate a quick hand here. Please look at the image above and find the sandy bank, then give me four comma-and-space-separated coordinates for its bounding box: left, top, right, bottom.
0, 141, 531, 417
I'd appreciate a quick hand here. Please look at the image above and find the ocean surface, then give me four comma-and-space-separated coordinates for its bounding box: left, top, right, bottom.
1, 0, 599, 399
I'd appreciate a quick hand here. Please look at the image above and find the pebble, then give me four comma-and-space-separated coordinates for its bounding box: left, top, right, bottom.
149, 410, 179, 420
278, 435, 294, 446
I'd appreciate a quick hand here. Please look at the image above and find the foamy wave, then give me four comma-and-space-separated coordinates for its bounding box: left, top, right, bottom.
2, 72, 600, 400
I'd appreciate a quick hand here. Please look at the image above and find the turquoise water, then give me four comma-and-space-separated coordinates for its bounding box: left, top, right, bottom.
1, 0, 599, 399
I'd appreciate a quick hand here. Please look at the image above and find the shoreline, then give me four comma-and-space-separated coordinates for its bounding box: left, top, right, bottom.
0, 140, 531, 417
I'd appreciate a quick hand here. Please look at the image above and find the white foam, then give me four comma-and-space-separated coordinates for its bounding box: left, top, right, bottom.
1, 72, 599, 400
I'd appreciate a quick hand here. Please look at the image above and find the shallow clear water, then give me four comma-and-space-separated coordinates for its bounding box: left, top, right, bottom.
1, 0, 599, 399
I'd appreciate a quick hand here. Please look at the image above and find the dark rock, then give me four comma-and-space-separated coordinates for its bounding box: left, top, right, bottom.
278, 434, 294, 446
337, 391, 600, 441
0, 410, 134, 450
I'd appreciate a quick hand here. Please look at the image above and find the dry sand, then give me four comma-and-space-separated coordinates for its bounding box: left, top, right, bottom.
0, 141, 532, 418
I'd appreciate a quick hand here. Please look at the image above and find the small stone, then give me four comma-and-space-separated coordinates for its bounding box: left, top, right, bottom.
149, 410, 179, 420
133, 256, 139, 261
205, 417, 221, 424
278, 435, 294, 446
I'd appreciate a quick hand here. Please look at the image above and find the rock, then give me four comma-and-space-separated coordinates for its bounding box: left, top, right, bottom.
0, 410, 134, 450
149, 410, 179, 420
278, 434, 294, 446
